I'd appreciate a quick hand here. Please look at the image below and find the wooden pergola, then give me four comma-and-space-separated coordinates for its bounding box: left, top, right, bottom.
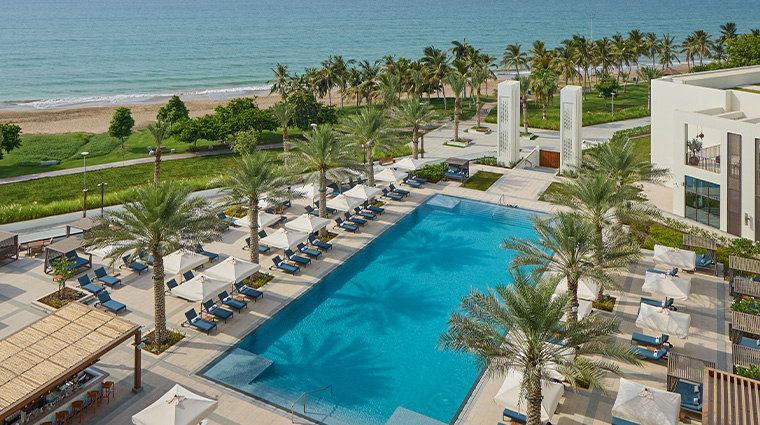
667, 352, 715, 391
0, 302, 141, 421
66, 217, 97, 237
0, 230, 19, 265
703, 367, 760, 425
43, 237, 91, 275
731, 311, 760, 343
683, 234, 718, 275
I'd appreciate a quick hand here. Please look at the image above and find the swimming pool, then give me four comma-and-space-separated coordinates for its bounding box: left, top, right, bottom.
202, 194, 540, 425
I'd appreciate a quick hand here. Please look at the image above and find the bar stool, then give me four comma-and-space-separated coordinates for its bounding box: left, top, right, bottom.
101, 381, 114, 403
53, 411, 69, 425
71, 400, 85, 423
86, 390, 101, 413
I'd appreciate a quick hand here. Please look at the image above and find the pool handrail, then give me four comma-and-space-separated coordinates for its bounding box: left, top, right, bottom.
291, 385, 333, 423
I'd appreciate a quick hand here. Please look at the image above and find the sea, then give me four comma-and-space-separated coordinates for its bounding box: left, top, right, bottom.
2, 0, 758, 110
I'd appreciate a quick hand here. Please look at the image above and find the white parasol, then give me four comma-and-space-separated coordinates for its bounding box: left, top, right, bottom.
642, 271, 691, 301
285, 214, 331, 234
326, 194, 364, 212
260, 228, 308, 250
132, 384, 217, 425
612, 378, 680, 425
203, 256, 261, 284
636, 303, 691, 339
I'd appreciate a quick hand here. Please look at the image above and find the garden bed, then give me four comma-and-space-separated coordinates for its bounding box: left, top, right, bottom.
140, 329, 185, 355
37, 288, 87, 309
592, 296, 616, 312
445, 138, 472, 148
243, 272, 274, 288
461, 171, 503, 191
318, 231, 338, 243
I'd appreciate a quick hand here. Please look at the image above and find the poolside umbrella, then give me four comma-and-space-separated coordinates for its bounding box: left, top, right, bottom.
203, 256, 260, 284
293, 183, 319, 201
493, 369, 564, 423
611, 378, 680, 425
642, 271, 691, 301
171, 273, 230, 303
393, 157, 429, 171
285, 214, 331, 234
163, 250, 209, 277
653, 245, 696, 270
326, 194, 364, 212
260, 228, 308, 250
553, 276, 599, 301
132, 384, 217, 425
636, 303, 691, 339
343, 185, 382, 201
234, 212, 281, 229
374, 168, 407, 183
554, 294, 593, 322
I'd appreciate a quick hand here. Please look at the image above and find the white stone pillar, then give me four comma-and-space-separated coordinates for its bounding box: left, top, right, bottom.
497, 80, 520, 165
559, 85, 583, 172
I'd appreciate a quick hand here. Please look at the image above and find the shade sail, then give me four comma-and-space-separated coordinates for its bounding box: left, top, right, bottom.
493, 369, 564, 423
285, 214, 331, 234
203, 256, 261, 284
642, 272, 691, 301
343, 185, 383, 201
163, 250, 209, 276
653, 245, 696, 270
612, 378, 680, 425
326, 194, 364, 212
375, 168, 407, 182
636, 303, 691, 339
554, 276, 599, 301
292, 183, 319, 200
260, 228, 308, 250
171, 274, 230, 303
234, 212, 281, 229
393, 158, 429, 171
132, 384, 217, 425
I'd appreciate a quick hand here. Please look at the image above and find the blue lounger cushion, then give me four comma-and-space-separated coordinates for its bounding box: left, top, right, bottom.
271, 256, 300, 274
185, 309, 216, 333
285, 249, 311, 265
502, 407, 527, 424
403, 178, 421, 188
674, 380, 702, 411
77, 275, 105, 295
203, 300, 233, 323
297, 243, 322, 258
122, 255, 148, 274
363, 201, 384, 214
94, 267, 121, 286
382, 189, 403, 200
354, 207, 376, 219
345, 213, 367, 226
234, 281, 263, 301
308, 235, 332, 250
389, 184, 410, 196
411, 175, 427, 183
219, 291, 247, 311
632, 332, 669, 347
335, 218, 359, 232
641, 297, 674, 309
696, 252, 713, 267
97, 291, 126, 314
183, 271, 195, 282
611, 418, 639, 425
630, 344, 668, 360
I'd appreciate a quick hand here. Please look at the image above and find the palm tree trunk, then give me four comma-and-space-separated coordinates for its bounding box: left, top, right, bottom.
647, 83, 652, 110
542, 101, 547, 120
318, 172, 328, 237
634, 59, 639, 85
522, 97, 529, 133
282, 126, 290, 165
526, 380, 543, 425
152, 252, 167, 346
153, 147, 162, 185
476, 87, 482, 128
412, 126, 419, 159
442, 86, 448, 110
567, 276, 580, 323
328, 89, 332, 106
249, 198, 260, 263
367, 141, 375, 186
453, 99, 460, 141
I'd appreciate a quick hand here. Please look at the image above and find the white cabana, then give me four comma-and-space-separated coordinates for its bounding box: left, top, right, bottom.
234, 212, 281, 229
493, 369, 564, 423
343, 185, 382, 201
326, 194, 364, 212
642, 271, 692, 301
636, 303, 691, 339
293, 183, 319, 200
374, 168, 407, 182
393, 157, 429, 171
285, 214, 331, 234
171, 274, 230, 303
612, 378, 681, 425
554, 276, 599, 301
260, 228, 308, 250
653, 245, 696, 271
203, 256, 261, 284
163, 250, 209, 277
132, 384, 217, 425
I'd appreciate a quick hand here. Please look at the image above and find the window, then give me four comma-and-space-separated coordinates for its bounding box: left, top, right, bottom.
684, 176, 720, 228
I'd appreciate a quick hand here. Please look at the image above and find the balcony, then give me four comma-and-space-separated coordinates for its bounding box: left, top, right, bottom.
686, 143, 720, 174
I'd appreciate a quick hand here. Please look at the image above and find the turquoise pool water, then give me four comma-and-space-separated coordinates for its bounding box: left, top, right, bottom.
203, 195, 540, 425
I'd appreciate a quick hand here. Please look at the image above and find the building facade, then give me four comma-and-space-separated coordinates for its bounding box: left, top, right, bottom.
651, 66, 760, 240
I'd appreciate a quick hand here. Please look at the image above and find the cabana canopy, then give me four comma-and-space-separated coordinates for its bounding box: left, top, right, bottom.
653, 245, 696, 271
636, 303, 691, 339
493, 369, 564, 423
0, 230, 19, 265
553, 275, 599, 301
444, 157, 470, 181
44, 237, 91, 274
683, 234, 718, 275
612, 378, 681, 425
66, 217, 97, 237
666, 353, 715, 392
642, 272, 691, 301
132, 384, 217, 425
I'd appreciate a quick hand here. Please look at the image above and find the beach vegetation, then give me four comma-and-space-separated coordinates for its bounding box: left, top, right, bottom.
8, 133, 88, 166
269, 102, 295, 158
156, 95, 189, 126
726, 33, 760, 67
0, 123, 22, 160
228, 129, 260, 155
594, 77, 619, 107
109, 107, 134, 149
414, 163, 444, 183
147, 121, 171, 184
394, 98, 435, 159
287, 90, 339, 131
340, 108, 395, 186
447, 72, 467, 141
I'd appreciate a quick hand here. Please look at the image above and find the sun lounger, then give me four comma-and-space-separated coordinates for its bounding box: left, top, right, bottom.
389, 184, 410, 196
308, 234, 332, 250
285, 249, 311, 265
182, 270, 195, 282
234, 281, 263, 301
334, 218, 359, 233
194, 244, 219, 262
184, 309, 216, 334
94, 267, 121, 287
218, 290, 247, 311
631, 332, 671, 348
202, 300, 233, 323
65, 250, 90, 271
402, 178, 422, 188
648, 267, 678, 276
96, 291, 126, 315
696, 252, 713, 268
139, 251, 154, 265
410, 174, 427, 183
641, 297, 676, 311
297, 243, 322, 259
243, 237, 271, 254
305, 205, 321, 216
270, 215, 288, 227
353, 207, 376, 220
165, 278, 179, 293
674, 380, 703, 412
611, 418, 639, 425
630, 344, 668, 361
217, 212, 236, 226
77, 275, 105, 295
382, 188, 403, 201
270, 256, 300, 274
314, 201, 337, 214
344, 212, 367, 226
121, 255, 148, 274
502, 407, 527, 424
362, 201, 384, 214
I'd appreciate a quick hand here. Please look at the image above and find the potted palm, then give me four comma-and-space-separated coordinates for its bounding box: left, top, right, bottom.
687, 137, 702, 166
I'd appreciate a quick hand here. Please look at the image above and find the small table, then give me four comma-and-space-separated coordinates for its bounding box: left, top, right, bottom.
27, 240, 45, 256
202, 314, 215, 322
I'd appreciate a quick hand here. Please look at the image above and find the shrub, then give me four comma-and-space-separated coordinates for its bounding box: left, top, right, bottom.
643, 225, 683, 250
414, 163, 444, 183
736, 364, 760, 379
731, 297, 759, 315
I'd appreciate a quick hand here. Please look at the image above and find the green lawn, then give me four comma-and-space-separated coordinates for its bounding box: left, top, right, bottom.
629, 134, 651, 161
484, 83, 650, 130
537, 181, 568, 202
461, 171, 502, 191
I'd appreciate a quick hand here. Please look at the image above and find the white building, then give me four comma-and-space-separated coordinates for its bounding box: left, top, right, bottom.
652, 65, 760, 240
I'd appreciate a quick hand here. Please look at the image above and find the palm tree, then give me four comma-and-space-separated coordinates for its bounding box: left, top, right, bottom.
346, 67, 364, 112
449, 39, 474, 63
147, 122, 171, 185
659, 33, 680, 70
637, 66, 663, 110
627, 29, 646, 84
330, 56, 356, 108
469, 67, 489, 127
751, 29, 760, 37
374, 72, 401, 113
529, 69, 558, 120
644, 32, 660, 68
584, 135, 670, 189
593, 38, 615, 78
395, 98, 435, 159
712, 42, 727, 63
341, 108, 393, 186
422, 46, 451, 109
211, 152, 286, 263
503, 212, 638, 322
285, 125, 363, 232
572, 35, 593, 97
611, 34, 633, 88
692, 30, 713, 65
719, 22, 738, 44
517, 76, 531, 133
439, 271, 641, 425
501, 43, 528, 76
320, 57, 339, 105
447, 73, 468, 141
681, 34, 697, 72
269, 102, 295, 162
267, 63, 291, 100
359, 60, 382, 107
86, 183, 224, 347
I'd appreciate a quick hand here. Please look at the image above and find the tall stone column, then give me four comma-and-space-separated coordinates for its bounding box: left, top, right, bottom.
497, 80, 520, 166
559, 86, 583, 172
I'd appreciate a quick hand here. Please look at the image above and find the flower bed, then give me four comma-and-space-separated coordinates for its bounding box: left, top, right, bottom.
38, 288, 86, 309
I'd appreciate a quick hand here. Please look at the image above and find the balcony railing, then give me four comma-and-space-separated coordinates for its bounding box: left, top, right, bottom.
685, 152, 720, 173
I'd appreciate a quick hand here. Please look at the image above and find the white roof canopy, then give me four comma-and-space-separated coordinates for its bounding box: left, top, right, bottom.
285, 214, 331, 234
163, 250, 209, 276
203, 256, 261, 284
553, 275, 599, 301
612, 378, 681, 425
171, 274, 230, 303
343, 185, 383, 201
234, 212, 281, 229
642, 272, 691, 301
493, 369, 564, 423
326, 194, 364, 212
374, 168, 407, 182
260, 228, 308, 250
653, 245, 696, 270
636, 303, 691, 339
132, 384, 217, 425
393, 157, 429, 171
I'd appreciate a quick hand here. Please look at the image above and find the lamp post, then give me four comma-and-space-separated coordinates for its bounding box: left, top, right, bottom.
310, 123, 317, 133
81, 152, 89, 218
97, 182, 108, 215
611, 92, 617, 116
590, 13, 595, 42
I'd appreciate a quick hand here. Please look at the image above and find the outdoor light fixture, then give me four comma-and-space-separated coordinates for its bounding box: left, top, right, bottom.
81, 152, 89, 218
